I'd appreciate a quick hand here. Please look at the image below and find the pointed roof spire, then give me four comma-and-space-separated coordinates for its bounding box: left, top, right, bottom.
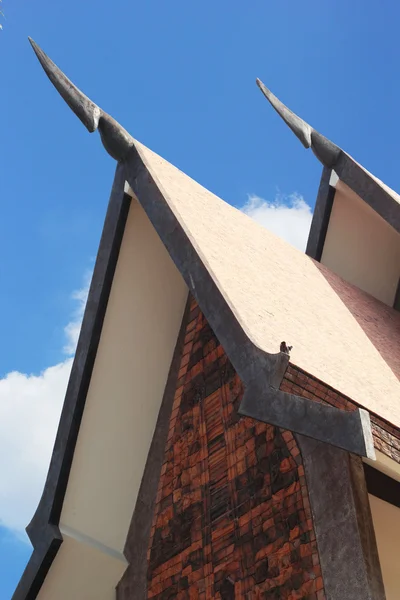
28, 37, 134, 161
256, 78, 341, 168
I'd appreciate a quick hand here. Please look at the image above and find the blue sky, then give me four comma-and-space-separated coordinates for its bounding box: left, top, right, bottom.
1, 0, 400, 597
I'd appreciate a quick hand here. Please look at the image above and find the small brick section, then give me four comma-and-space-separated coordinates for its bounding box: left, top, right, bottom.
281, 365, 400, 465
147, 298, 325, 600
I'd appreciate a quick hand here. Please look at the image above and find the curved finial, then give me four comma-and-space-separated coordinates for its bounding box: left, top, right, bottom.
28, 37, 134, 161
256, 78, 341, 168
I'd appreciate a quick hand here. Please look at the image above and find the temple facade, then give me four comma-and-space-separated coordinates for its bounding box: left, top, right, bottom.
12, 39, 400, 600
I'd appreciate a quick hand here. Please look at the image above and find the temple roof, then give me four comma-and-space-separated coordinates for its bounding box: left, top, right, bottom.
12, 37, 400, 600
27, 35, 400, 426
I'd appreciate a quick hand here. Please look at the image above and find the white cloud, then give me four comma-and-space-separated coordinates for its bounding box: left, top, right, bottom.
241, 192, 313, 252
63, 271, 91, 355
0, 274, 91, 537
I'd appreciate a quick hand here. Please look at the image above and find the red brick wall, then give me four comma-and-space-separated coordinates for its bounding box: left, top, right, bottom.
146, 298, 325, 599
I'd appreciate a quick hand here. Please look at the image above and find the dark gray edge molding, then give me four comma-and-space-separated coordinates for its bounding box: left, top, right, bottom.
117, 296, 191, 600
12, 165, 131, 600
239, 385, 373, 457
12, 527, 62, 600
336, 153, 400, 235
306, 166, 336, 261
298, 436, 386, 600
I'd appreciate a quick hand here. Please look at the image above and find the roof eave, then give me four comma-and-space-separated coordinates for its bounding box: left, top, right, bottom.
12, 165, 131, 600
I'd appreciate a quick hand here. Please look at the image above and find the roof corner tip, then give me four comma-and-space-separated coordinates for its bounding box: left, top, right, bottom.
28, 36, 39, 52
256, 77, 312, 149
29, 39, 134, 162
256, 77, 341, 168
29, 37, 101, 134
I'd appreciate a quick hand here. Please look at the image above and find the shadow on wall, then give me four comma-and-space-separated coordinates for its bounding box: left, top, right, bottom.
314, 261, 400, 383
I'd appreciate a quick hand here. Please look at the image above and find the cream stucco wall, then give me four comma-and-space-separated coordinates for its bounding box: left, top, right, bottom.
37, 194, 188, 599
60, 195, 187, 550
36, 535, 127, 600
321, 180, 400, 306
369, 494, 400, 600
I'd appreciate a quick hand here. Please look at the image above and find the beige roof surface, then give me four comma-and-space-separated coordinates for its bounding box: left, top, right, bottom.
134, 141, 400, 429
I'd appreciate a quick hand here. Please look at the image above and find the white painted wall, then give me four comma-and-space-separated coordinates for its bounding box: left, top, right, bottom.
38, 194, 188, 599
369, 494, 400, 600
321, 180, 400, 306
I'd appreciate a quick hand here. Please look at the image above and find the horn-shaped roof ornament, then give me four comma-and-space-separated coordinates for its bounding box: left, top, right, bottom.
256, 78, 341, 169
29, 37, 134, 162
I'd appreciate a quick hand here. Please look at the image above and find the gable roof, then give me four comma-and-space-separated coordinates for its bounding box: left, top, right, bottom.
14, 37, 400, 600
134, 140, 400, 427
